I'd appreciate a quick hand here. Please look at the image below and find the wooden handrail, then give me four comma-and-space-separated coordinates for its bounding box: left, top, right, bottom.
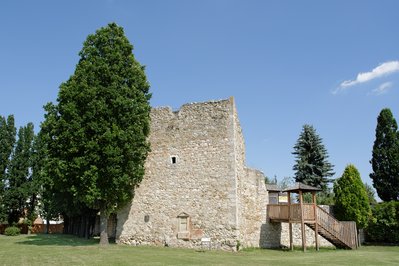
268, 204, 316, 221
267, 204, 358, 249
316, 206, 357, 249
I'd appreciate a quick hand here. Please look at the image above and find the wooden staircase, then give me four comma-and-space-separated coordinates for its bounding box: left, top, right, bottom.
267, 204, 358, 249
306, 206, 358, 249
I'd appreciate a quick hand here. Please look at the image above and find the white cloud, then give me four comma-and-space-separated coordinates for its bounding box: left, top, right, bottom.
370, 82, 393, 96
333, 61, 399, 94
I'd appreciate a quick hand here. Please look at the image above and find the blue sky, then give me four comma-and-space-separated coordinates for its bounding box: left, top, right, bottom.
1, 0, 399, 189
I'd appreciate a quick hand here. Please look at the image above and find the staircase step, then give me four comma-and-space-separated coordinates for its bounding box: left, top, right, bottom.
305, 222, 354, 249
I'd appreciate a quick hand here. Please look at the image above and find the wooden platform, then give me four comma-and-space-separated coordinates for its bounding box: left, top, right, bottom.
267, 204, 358, 249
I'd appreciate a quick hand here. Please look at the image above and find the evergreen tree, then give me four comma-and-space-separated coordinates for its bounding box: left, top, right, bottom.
370, 108, 399, 201
0, 115, 16, 222
333, 165, 371, 229
316, 189, 335, 205
42, 23, 151, 245
4, 123, 35, 224
292, 124, 334, 191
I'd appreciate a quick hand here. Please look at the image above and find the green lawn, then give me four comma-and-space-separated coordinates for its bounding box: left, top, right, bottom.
0, 234, 398, 266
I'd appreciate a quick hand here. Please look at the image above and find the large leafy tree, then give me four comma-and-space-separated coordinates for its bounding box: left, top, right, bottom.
42, 23, 151, 245
292, 124, 334, 191
370, 108, 399, 201
334, 165, 371, 229
4, 123, 35, 224
0, 115, 16, 222
34, 130, 83, 234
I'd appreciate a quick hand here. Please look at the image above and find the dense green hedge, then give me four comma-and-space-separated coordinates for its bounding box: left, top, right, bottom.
366, 201, 399, 244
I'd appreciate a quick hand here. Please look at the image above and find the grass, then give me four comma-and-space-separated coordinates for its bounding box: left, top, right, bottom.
0, 234, 398, 266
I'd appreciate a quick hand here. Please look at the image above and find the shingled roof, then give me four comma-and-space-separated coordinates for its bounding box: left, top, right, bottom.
283, 182, 322, 193
265, 184, 282, 192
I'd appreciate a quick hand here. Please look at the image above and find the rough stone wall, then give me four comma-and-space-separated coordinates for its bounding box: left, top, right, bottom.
228, 99, 269, 248
258, 184, 283, 248
278, 205, 335, 248
259, 221, 282, 248
280, 223, 334, 248
114, 97, 334, 250
238, 168, 268, 248
116, 98, 244, 250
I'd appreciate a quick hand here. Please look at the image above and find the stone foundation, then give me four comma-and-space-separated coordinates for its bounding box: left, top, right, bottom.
280, 223, 334, 248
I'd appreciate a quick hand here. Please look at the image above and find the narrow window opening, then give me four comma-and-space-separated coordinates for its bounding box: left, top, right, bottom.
171, 156, 177, 164
144, 215, 150, 223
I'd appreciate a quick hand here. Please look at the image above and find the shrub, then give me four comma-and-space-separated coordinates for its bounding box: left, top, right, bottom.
366, 201, 399, 244
334, 165, 371, 229
4, 226, 21, 236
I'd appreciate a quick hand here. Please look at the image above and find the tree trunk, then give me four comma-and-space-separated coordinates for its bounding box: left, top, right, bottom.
99, 209, 109, 245
71, 216, 76, 235
84, 215, 89, 239
46, 217, 50, 234
62, 215, 68, 234
79, 216, 85, 238
89, 215, 95, 237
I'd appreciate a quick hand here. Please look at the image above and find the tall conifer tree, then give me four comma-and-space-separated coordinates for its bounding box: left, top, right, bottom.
0, 115, 16, 178
42, 23, 151, 245
370, 108, 399, 201
292, 124, 334, 191
0, 115, 16, 222
5, 123, 35, 224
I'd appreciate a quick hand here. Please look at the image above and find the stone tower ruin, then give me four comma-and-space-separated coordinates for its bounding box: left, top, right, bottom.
116, 97, 271, 250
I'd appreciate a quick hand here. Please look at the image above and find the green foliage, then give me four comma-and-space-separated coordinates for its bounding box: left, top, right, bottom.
279, 176, 293, 190
0, 115, 16, 223
1, 118, 38, 225
300, 190, 334, 205
236, 240, 241, 251
4, 226, 20, 236
4, 123, 35, 224
364, 183, 377, 205
0, 115, 16, 178
41, 23, 151, 243
366, 201, 399, 243
26, 135, 46, 224
370, 108, 399, 201
317, 189, 335, 205
333, 165, 371, 228
30, 132, 60, 226
292, 124, 334, 191
264, 175, 271, 184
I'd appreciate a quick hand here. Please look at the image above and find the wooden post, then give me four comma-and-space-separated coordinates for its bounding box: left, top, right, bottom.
299, 190, 306, 252
288, 192, 293, 250
312, 192, 319, 251
355, 224, 360, 249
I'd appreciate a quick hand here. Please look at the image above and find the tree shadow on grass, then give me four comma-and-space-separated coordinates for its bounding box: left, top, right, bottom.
16, 234, 100, 246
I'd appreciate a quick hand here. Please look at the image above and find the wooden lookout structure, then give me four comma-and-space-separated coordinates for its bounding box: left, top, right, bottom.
267, 182, 358, 251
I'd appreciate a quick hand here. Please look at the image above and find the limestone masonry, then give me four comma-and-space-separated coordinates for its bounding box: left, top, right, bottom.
116, 97, 330, 250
